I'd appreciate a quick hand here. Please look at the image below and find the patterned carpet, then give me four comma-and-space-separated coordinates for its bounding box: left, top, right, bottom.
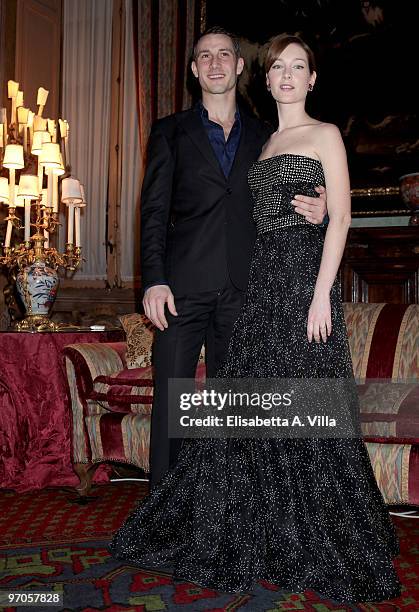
0, 482, 147, 546
0, 483, 418, 611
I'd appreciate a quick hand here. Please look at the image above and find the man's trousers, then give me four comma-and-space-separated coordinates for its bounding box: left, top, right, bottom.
149, 279, 245, 486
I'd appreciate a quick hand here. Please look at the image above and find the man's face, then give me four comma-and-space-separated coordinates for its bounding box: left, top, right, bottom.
191, 34, 244, 96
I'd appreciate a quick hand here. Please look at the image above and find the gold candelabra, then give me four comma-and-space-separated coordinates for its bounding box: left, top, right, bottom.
1, 200, 81, 271
0, 81, 86, 331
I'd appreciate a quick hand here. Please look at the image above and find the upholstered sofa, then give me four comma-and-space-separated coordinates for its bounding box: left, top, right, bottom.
64, 302, 419, 504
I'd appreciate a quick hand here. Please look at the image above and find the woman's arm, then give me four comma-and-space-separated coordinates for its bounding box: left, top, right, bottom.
308, 124, 351, 343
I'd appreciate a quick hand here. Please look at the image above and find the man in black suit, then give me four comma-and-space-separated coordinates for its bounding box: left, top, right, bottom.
141, 27, 327, 485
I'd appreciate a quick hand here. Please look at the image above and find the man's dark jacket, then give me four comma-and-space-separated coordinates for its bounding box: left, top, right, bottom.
140, 106, 272, 295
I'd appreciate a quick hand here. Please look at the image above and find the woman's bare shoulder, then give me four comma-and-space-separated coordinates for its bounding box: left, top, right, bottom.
310, 122, 344, 153
310, 121, 341, 135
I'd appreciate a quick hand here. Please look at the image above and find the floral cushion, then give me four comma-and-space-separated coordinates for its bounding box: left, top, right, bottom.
119, 313, 205, 368
119, 314, 154, 368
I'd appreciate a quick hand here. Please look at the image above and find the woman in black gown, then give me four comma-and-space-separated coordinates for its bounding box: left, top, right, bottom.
109, 34, 401, 603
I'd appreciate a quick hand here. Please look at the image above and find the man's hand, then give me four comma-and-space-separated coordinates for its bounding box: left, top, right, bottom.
292, 185, 327, 225
143, 285, 177, 331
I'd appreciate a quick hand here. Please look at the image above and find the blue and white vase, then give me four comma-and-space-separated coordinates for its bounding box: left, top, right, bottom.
16, 260, 59, 319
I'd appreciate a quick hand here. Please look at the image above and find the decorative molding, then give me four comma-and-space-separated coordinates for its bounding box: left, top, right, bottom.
351, 186, 400, 198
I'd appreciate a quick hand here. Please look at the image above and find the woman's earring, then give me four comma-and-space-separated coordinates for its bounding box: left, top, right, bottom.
308, 83, 313, 92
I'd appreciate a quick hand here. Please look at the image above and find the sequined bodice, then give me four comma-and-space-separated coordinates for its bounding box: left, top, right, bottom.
248, 153, 325, 235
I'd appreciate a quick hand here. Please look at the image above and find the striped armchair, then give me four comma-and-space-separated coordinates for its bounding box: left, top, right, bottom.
64, 303, 419, 503
344, 303, 419, 506
64, 341, 153, 495
64, 340, 205, 496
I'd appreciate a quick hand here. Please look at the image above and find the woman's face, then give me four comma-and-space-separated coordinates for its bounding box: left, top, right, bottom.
266, 43, 316, 104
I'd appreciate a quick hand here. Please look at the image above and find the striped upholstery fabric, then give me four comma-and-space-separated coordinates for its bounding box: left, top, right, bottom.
343, 303, 419, 505
85, 412, 151, 473
64, 341, 205, 478
65, 343, 127, 465
343, 303, 419, 383
343, 303, 419, 440
364, 442, 413, 504
64, 343, 152, 471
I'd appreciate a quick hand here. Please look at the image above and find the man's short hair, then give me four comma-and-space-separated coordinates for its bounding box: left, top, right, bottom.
192, 26, 241, 61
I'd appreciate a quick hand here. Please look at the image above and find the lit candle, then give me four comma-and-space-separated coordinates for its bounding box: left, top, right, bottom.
40, 188, 48, 207
0, 124, 3, 148
5, 220, 13, 248
0, 177, 9, 203
17, 175, 38, 242
0, 108, 7, 146
61, 177, 82, 246
46, 170, 53, 208
75, 206, 81, 247
6, 177, 16, 247
16, 90, 23, 108
17, 107, 29, 152
9, 169, 16, 207
47, 119, 56, 143
38, 158, 44, 195
8, 80, 19, 125
64, 120, 70, 166
24, 200, 31, 242
52, 173, 59, 213
67, 202, 74, 244
58, 119, 67, 138
27, 111, 34, 149
41, 187, 48, 248
58, 120, 67, 168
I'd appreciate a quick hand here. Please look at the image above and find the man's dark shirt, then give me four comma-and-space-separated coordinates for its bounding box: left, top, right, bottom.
198, 100, 241, 178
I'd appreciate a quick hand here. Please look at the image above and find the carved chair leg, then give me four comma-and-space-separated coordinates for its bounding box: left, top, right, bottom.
73, 462, 99, 496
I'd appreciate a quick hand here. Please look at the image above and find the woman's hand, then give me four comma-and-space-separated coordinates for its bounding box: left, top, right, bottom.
307, 293, 332, 343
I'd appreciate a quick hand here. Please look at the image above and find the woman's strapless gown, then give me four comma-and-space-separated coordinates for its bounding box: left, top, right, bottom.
109, 154, 401, 603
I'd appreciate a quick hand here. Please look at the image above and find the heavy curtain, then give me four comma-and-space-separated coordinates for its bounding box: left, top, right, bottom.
121, 0, 200, 283
62, 0, 113, 280
61, 0, 200, 283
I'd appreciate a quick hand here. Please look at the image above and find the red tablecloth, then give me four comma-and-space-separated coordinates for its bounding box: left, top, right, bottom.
0, 330, 124, 492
